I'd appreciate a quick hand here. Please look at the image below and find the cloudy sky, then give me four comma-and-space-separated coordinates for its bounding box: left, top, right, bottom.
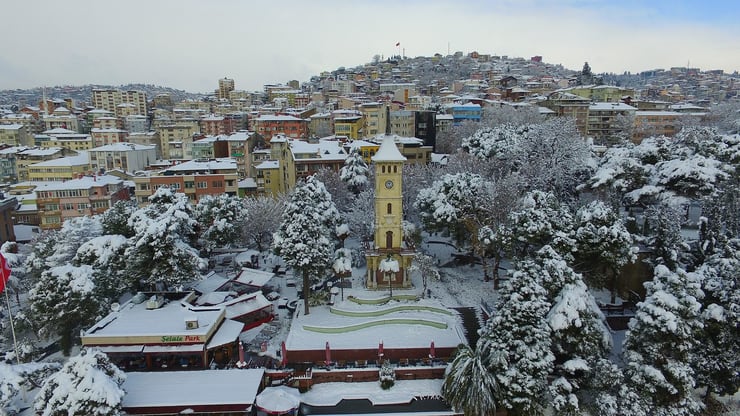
1, 0, 737, 93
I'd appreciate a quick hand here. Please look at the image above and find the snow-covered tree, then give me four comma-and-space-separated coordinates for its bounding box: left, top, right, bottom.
478, 261, 553, 415
409, 252, 440, 298
75, 235, 131, 303
415, 172, 510, 281
461, 123, 527, 161
126, 187, 206, 291
241, 194, 285, 252
0, 362, 60, 414
692, 238, 740, 401
503, 190, 573, 259
272, 176, 340, 315
100, 200, 136, 238
569, 201, 637, 302
442, 344, 499, 416
643, 203, 686, 270
620, 265, 704, 416
340, 148, 370, 193
313, 167, 353, 214
194, 194, 246, 254
34, 348, 125, 416
344, 188, 375, 243
28, 264, 101, 356
46, 216, 104, 268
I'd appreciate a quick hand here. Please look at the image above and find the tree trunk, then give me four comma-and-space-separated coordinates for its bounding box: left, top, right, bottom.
60, 322, 74, 357
302, 270, 310, 315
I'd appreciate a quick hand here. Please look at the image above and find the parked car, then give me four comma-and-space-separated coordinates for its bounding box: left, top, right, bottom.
265, 291, 280, 301
277, 298, 289, 309
285, 278, 296, 287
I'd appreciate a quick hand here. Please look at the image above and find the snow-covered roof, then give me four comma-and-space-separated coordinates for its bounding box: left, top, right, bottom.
255, 160, 279, 169
82, 293, 224, 342
90, 143, 156, 152
256, 114, 303, 122
371, 135, 407, 162
29, 151, 89, 167
290, 139, 348, 161
121, 369, 264, 410
33, 175, 123, 191
589, 102, 637, 111
224, 292, 272, 320
435, 114, 454, 120
239, 177, 257, 188
19, 147, 63, 156
42, 127, 77, 135
0, 124, 24, 130
302, 380, 446, 407
163, 158, 237, 172
234, 268, 275, 287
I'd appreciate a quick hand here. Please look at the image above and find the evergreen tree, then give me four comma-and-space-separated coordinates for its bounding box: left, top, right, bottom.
34, 349, 125, 416
478, 262, 553, 415
194, 193, 246, 254
692, 238, 740, 401
339, 148, 370, 194
272, 176, 340, 315
100, 200, 136, 238
75, 235, 131, 304
28, 264, 101, 356
620, 265, 704, 415
126, 187, 205, 291
644, 204, 685, 270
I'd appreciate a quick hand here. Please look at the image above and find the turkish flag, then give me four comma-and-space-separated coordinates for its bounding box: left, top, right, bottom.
0, 253, 11, 294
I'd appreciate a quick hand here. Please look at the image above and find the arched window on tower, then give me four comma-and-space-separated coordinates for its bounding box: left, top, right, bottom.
387, 203, 392, 214
393, 165, 397, 173
386, 231, 393, 249
382, 165, 386, 173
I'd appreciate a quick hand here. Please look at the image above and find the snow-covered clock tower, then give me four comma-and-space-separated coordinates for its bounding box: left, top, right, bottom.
365, 128, 415, 290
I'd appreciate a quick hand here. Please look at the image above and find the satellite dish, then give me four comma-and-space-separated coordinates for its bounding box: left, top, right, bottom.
111, 302, 120, 312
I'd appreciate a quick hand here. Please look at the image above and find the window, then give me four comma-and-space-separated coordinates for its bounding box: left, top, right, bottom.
197, 181, 207, 189
387, 203, 392, 214
63, 203, 75, 210
184, 181, 194, 189
212, 181, 223, 188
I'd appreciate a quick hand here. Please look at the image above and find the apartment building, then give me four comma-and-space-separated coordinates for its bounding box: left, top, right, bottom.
34, 174, 130, 230
587, 102, 637, 141
155, 123, 200, 160
0, 124, 32, 147
89, 143, 157, 174
200, 114, 237, 136
92, 89, 147, 117
218, 78, 235, 100
333, 113, 364, 140
42, 107, 79, 132
27, 151, 90, 182
36, 128, 93, 153
358, 102, 386, 137
90, 128, 128, 147
0, 194, 17, 242
633, 111, 681, 143
132, 158, 238, 205
15, 147, 65, 182
543, 92, 591, 134
252, 115, 307, 139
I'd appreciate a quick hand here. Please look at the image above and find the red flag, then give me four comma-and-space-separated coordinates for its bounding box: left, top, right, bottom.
395, 42, 400, 47
0, 253, 11, 294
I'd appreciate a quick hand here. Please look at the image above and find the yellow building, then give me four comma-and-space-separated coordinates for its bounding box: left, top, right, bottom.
0, 124, 31, 147
36, 128, 93, 152
92, 89, 147, 117
358, 102, 386, 137
155, 123, 200, 160
333, 115, 364, 140
27, 151, 90, 182
15, 147, 65, 182
365, 134, 414, 290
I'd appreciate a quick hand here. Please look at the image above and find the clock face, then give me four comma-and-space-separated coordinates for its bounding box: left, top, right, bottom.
385, 180, 394, 189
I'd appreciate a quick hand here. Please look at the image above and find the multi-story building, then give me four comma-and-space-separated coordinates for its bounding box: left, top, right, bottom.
126, 132, 161, 157
124, 115, 149, 133
390, 110, 415, 138
0, 124, 32, 147
27, 151, 90, 182
0, 113, 37, 134
218, 78, 235, 100
333, 114, 364, 140
90, 128, 128, 147
308, 112, 333, 138
92, 89, 147, 117
15, 147, 65, 182
92, 116, 122, 130
447, 103, 482, 124
42, 107, 79, 132
254, 135, 347, 195
0, 194, 17, 242
543, 92, 591, 134
36, 128, 93, 153
34, 175, 130, 230
587, 102, 637, 141
132, 158, 239, 205
88, 143, 157, 174
0, 146, 24, 183
633, 111, 681, 143
358, 102, 386, 137
155, 123, 200, 160
252, 115, 307, 139
200, 114, 237, 136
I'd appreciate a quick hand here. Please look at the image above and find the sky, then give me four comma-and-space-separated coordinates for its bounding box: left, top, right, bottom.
1, 0, 738, 94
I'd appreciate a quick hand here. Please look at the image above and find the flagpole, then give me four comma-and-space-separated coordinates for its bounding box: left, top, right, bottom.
2, 267, 20, 364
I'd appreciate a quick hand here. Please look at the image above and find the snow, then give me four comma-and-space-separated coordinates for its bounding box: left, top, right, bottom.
255, 386, 300, 412
371, 134, 407, 162
121, 369, 263, 408
301, 380, 444, 406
